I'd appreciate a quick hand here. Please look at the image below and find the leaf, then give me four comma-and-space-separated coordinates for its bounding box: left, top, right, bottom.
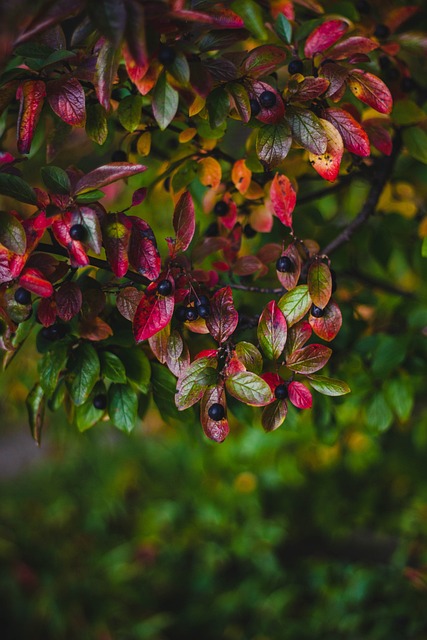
278, 285, 312, 327
261, 399, 287, 432
47, 78, 86, 126
100, 351, 126, 383
168, 51, 190, 85
256, 123, 292, 168
364, 121, 392, 156
235, 341, 263, 374
16, 80, 46, 154
0, 211, 26, 255
226, 83, 251, 123
242, 45, 287, 78
275, 14, 292, 44
120, 349, 151, 393
166, 330, 190, 377
366, 392, 393, 433
148, 323, 171, 364
304, 20, 348, 57
323, 108, 370, 157
95, 39, 120, 110
206, 286, 239, 344
276, 243, 301, 291
0, 173, 38, 205
288, 76, 329, 101
41, 166, 71, 194
76, 205, 103, 255
118, 94, 143, 132
384, 376, 413, 422
102, 212, 132, 277
176, 357, 218, 410
75, 190, 106, 203
257, 301, 287, 360
152, 71, 179, 130
26, 383, 45, 445
307, 261, 332, 309
19, 269, 54, 298
151, 362, 190, 422
392, 100, 427, 126
327, 36, 379, 60
286, 107, 327, 154
198, 157, 222, 190
270, 173, 297, 228
286, 344, 332, 374
231, 159, 251, 195
402, 126, 427, 164
107, 383, 138, 433
309, 299, 342, 341
231, 0, 268, 40
116, 286, 143, 321
200, 385, 229, 442
56, 281, 82, 321
69, 343, 100, 406
75, 382, 107, 432
39, 342, 68, 396
172, 191, 195, 254
206, 87, 230, 128
128, 217, 161, 280
225, 371, 273, 406
86, 103, 108, 145
89, 0, 126, 47
233, 255, 263, 276
348, 70, 393, 115
288, 381, 312, 409
133, 293, 175, 342
74, 162, 147, 194
308, 118, 343, 182
307, 374, 350, 396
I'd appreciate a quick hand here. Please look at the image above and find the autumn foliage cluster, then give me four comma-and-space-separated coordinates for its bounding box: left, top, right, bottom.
0, 0, 424, 442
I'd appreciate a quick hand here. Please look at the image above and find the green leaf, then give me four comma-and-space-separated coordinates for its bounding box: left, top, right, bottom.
286, 344, 332, 374
235, 341, 263, 374
366, 392, 393, 433
257, 300, 287, 360
107, 383, 138, 433
152, 71, 179, 131
231, 0, 268, 40
168, 52, 190, 85
0, 173, 37, 204
307, 374, 350, 396
75, 190, 105, 203
176, 357, 218, 410
275, 14, 292, 44
41, 165, 71, 194
278, 285, 312, 327
206, 88, 230, 129
86, 103, 108, 145
402, 126, 427, 164
307, 261, 332, 309
196, 118, 227, 140
118, 94, 143, 132
392, 99, 426, 126
100, 350, 127, 383
120, 348, 150, 393
256, 123, 292, 168
151, 362, 190, 422
261, 399, 287, 432
38, 342, 68, 396
69, 343, 100, 406
0, 211, 26, 254
225, 371, 273, 406
384, 376, 414, 422
422, 236, 427, 258
26, 382, 45, 445
76, 382, 107, 432
286, 106, 327, 154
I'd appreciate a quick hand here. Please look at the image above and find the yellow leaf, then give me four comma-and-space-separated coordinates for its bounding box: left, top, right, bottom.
189, 94, 206, 117
231, 159, 252, 194
179, 127, 197, 143
197, 157, 222, 189
136, 131, 151, 156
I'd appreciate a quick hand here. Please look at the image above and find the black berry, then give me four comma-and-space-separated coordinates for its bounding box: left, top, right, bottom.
185, 307, 198, 322
374, 24, 390, 39
69, 224, 86, 241
249, 98, 261, 117
214, 201, 229, 217
157, 279, 173, 296
401, 77, 416, 92
93, 394, 107, 410
356, 0, 370, 13
275, 384, 288, 400
196, 295, 209, 307
14, 287, 31, 305
259, 90, 277, 108
243, 223, 257, 238
111, 149, 127, 162
311, 304, 325, 318
276, 256, 293, 273
197, 304, 210, 319
175, 306, 187, 322
158, 45, 176, 66
40, 323, 67, 341
288, 58, 304, 75
208, 403, 225, 421
205, 222, 219, 237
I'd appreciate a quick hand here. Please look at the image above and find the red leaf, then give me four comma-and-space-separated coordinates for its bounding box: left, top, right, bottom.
133, 292, 175, 342
73, 163, 147, 195
47, 78, 86, 126
257, 300, 287, 360
363, 120, 392, 156
19, 268, 54, 298
327, 36, 378, 60
233, 255, 263, 276
123, 44, 149, 83
171, 7, 244, 28
242, 45, 287, 79
116, 286, 143, 322
102, 213, 132, 278
55, 281, 82, 321
16, 80, 46, 154
219, 195, 238, 231
206, 286, 238, 344
319, 62, 349, 98
131, 187, 147, 206
348, 70, 393, 115
308, 119, 343, 182
37, 297, 56, 327
251, 81, 285, 125
286, 344, 332, 374
286, 320, 312, 356
276, 243, 301, 291
0, 252, 12, 284
200, 385, 229, 443
323, 108, 370, 157
270, 173, 297, 228
261, 372, 283, 393
304, 20, 348, 58
51, 213, 90, 268
288, 381, 312, 409
95, 39, 120, 110
79, 317, 113, 341
173, 191, 195, 253
128, 217, 161, 280
288, 76, 329, 101
309, 299, 342, 341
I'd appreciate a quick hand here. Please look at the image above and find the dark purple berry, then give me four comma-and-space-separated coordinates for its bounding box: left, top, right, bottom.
259, 90, 277, 108
185, 307, 198, 322
374, 24, 390, 39
175, 306, 187, 322
276, 256, 293, 273
208, 403, 225, 421
197, 304, 210, 319
158, 45, 176, 66
111, 150, 127, 162
311, 304, 325, 318
93, 394, 107, 410
288, 59, 304, 75
69, 224, 86, 241
275, 384, 288, 400
40, 323, 67, 341
243, 224, 257, 238
214, 201, 229, 217
249, 98, 261, 116
14, 287, 31, 305
196, 295, 209, 307
157, 279, 173, 296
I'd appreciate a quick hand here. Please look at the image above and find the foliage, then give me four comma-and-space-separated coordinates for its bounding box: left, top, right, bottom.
0, 0, 426, 441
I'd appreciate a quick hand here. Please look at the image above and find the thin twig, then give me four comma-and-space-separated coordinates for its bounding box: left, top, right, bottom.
342, 268, 415, 299
297, 173, 354, 206
230, 283, 284, 295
